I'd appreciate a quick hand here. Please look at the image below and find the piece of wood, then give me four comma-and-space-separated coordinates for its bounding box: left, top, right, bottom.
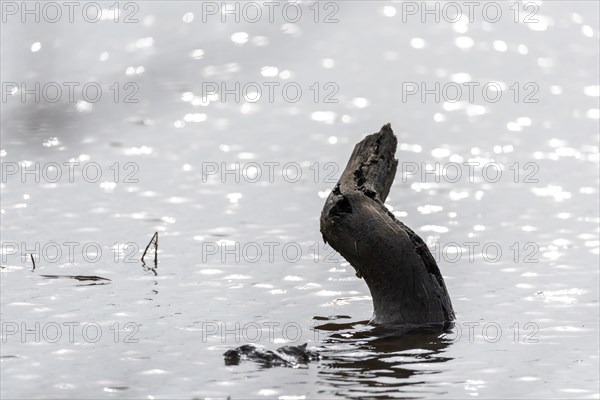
320, 123, 455, 326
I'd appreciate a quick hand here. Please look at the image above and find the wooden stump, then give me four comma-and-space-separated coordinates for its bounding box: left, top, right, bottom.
320, 124, 455, 325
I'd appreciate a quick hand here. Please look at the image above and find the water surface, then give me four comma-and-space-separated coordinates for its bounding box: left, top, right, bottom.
1, 1, 599, 398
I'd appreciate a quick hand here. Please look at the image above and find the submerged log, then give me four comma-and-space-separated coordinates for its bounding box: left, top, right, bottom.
320, 123, 455, 326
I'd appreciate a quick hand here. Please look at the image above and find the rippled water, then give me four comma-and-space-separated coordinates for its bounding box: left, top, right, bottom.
1, 1, 599, 399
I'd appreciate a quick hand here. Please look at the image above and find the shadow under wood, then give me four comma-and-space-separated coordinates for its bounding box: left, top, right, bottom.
39, 274, 112, 286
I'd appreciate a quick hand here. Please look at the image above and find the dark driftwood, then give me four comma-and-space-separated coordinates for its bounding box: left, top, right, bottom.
320, 124, 455, 326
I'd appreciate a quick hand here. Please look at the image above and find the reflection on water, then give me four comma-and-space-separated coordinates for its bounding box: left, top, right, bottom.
315, 322, 454, 398
1, 1, 599, 399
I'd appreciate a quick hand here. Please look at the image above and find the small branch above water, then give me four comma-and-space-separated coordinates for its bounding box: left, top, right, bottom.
141, 231, 158, 268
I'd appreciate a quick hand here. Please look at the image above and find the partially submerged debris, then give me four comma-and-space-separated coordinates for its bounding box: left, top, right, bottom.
224, 343, 320, 368
320, 124, 455, 326
39, 275, 111, 282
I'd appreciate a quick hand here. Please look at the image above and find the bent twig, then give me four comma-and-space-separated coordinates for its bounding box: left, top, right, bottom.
141, 232, 158, 267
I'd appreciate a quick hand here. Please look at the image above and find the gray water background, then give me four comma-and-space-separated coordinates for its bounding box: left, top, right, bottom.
1, 1, 599, 398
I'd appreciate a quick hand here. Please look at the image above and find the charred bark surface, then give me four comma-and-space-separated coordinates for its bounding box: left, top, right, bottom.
320, 124, 455, 325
